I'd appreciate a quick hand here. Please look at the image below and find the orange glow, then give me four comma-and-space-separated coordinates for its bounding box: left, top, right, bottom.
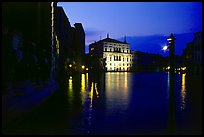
181, 73, 186, 110
181, 67, 186, 71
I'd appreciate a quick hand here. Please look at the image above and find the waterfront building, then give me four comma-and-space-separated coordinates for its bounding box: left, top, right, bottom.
89, 34, 132, 71
131, 51, 168, 72
182, 31, 202, 74
55, 6, 85, 75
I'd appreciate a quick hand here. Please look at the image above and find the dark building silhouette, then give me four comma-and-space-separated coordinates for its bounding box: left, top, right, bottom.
182, 31, 202, 75
72, 23, 85, 72
2, 3, 86, 132
131, 51, 168, 72
2, 2, 52, 92
55, 6, 73, 78
55, 7, 85, 75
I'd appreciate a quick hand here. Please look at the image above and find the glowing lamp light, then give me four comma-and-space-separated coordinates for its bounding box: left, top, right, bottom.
167, 38, 172, 41
181, 67, 186, 71
86, 68, 89, 71
166, 66, 170, 70
82, 65, 85, 69
69, 64, 72, 67
162, 45, 169, 51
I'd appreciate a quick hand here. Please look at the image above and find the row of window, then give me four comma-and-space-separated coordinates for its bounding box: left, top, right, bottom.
104, 47, 130, 53
106, 63, 132, 67
106, 56, 132, 62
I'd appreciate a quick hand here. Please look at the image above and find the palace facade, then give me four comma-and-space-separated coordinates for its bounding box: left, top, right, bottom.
89, 34, 132, 71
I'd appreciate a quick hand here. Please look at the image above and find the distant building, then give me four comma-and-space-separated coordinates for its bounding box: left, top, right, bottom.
89, 34, 132, 71
182, 31, 202, 74
193, 32, 202, 74
182, 42, 194, 69
131, 51, 168, 72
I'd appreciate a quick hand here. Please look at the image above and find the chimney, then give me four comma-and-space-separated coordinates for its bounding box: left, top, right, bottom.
124, 35, 126, 43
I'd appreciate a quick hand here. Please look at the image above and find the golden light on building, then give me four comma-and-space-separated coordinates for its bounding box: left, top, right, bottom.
89, 35, 133, 71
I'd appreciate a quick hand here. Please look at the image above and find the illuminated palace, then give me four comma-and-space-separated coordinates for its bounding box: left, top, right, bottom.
89, 34, 132, 71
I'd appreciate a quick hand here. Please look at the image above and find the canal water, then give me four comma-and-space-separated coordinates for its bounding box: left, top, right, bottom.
5, 72, 201, 135
64, 72, 201, 135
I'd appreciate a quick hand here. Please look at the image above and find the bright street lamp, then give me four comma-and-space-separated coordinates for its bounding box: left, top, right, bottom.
162, 45, 169, 51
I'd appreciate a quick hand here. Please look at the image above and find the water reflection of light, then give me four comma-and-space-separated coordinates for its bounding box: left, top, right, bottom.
86, 73, 89, 91
95, 83, 99, 98
107, 72, 111, 90
116, 72, 119, 91
124, 72, 128, 91
181, 73, 186, 110
105, 72, 130, 112
68, 76, 73, 104
167, 72, 170, 99
81, 74, 86, 105
87, 82, 94, 131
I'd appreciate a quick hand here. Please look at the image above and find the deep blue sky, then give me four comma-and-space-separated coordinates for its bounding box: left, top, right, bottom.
57, 2, 202, 56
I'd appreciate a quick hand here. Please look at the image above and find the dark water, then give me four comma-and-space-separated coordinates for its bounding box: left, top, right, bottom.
64, 72, 202, 135
5, 72, 201, 135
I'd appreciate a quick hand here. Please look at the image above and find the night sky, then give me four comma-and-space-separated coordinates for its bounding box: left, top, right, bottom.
57, 2, 202, 56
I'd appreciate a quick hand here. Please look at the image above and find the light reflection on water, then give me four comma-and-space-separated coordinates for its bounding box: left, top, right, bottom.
181, 73, 186, 110
66, 72, 190, 134
68, 76, 73, 105
105, 72, 131, 112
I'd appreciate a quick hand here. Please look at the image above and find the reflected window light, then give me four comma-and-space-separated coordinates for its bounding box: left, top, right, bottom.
95, 83, 99, 98
81, 74, 86, 104
85, 73, 89, 90
181, 73, 186, 110
68, 76, 73, 104
124, 72, 128, 93
167, 72, 170, 99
